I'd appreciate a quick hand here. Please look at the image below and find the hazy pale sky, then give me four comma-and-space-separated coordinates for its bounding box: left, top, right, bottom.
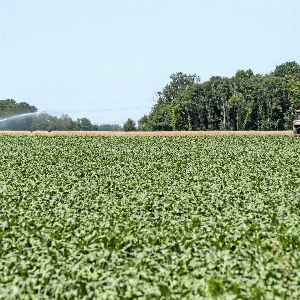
0, 0, 299, 124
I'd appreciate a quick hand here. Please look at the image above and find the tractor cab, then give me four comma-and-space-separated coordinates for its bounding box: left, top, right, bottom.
293, 109, 300, 134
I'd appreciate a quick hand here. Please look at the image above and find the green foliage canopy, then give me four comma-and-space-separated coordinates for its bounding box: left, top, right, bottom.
141, 62, 300, 131
123, 118, 136, 131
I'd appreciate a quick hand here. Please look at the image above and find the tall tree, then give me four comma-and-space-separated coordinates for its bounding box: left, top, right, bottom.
226, 93, 246, 130
139, 62, 300, 131
58, 114, 74, 131
123, 118, 136, 131
272, 61, 300, 79
75, 118, 92, 131
138, 115, 151, 131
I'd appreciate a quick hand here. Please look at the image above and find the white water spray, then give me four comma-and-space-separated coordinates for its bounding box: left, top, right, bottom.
0, 111, 45, 122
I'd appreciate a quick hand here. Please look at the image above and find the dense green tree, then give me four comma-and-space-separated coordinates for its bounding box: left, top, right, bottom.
157, 72, 200, 104
138, 115, 151, 131
0, 99, 37, 118
123, 118, 136, 131
272, 61, 300, 79
147, 103, 173, 131
140, 61, 300, 131
75, 118, 92, 131
58, 114, 74, 131
226, 93, 246, 130
145, 73, 200, 131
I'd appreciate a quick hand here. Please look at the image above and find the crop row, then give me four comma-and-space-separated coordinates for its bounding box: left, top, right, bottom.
1, 136, 300, 299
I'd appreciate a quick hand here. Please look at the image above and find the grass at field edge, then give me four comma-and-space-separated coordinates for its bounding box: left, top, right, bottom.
0, 130, 294, 137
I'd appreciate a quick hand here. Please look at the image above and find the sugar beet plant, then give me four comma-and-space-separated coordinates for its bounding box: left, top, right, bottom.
1, 136, 300, 299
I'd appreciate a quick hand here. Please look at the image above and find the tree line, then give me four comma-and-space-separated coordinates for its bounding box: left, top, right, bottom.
0, 100, 121, 131
136, 61, 300, 131
2, 61, 300, 132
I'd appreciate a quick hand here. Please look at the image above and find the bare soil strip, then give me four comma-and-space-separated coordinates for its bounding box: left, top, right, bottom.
0, 131, 294, 137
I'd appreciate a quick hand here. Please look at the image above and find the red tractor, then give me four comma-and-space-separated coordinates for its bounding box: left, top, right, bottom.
293, 109, 300, 135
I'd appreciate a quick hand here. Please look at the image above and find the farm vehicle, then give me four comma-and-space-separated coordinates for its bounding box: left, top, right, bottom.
293, 109, 300, 135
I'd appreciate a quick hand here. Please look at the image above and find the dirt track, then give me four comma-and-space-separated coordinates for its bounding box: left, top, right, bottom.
0, 130, 294, 137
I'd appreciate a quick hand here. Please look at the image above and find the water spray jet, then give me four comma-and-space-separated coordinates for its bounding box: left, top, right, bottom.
0, 111, 46, 123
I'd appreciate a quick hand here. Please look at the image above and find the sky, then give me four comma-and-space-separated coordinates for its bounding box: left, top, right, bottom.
0, 0, 299, 124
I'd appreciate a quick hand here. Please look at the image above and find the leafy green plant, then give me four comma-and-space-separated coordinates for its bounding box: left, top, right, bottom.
0, 136, 300, 299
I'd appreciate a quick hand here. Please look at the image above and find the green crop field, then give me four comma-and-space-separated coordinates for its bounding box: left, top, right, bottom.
1, 136, 300, 299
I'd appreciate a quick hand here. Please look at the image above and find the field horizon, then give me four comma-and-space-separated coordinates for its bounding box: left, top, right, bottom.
0, 130, 294, 137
